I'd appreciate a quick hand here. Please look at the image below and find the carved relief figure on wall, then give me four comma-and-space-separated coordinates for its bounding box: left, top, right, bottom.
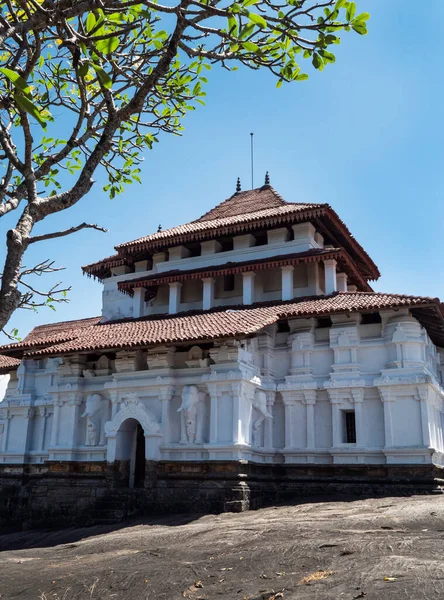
81, 393, 106, 446
252, 389, 272, 447
178, 385, 206, 444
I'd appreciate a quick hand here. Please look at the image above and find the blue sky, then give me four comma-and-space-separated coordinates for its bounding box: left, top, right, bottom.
3, 0, 444, 340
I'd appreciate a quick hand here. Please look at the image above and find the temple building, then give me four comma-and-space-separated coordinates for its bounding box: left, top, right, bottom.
1, 177, 444, 523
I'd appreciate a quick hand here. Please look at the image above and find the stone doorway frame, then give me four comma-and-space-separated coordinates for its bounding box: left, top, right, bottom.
104, 404, 162, 471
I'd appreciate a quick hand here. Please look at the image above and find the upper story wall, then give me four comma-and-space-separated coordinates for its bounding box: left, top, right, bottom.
100, 221, 353, 320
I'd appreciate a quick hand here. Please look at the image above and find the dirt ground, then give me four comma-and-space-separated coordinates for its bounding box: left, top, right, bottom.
1, 494, 444, 599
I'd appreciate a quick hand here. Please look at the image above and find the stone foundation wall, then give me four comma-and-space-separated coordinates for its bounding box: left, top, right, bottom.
1, 461, 443, 530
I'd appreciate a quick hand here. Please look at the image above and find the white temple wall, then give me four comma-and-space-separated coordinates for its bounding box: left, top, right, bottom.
102, 279, 133, 320
2, 311, 444, 466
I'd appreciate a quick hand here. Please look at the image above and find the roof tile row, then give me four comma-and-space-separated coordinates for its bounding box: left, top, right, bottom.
0, 292, 441, 364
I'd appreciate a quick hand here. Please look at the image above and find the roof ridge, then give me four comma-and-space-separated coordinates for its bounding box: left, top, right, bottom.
337, 290, 440, 302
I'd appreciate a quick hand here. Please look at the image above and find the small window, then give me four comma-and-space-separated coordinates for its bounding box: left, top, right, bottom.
317, 317, 332, 329
361, 312, 382, 325
343, 410, 356, 444
223, 274, 235, 291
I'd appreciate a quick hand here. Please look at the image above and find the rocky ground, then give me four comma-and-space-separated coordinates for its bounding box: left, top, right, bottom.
1, 494, 444, 599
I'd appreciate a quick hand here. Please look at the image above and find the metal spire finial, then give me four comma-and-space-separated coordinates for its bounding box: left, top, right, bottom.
157, 224, 162, 232
264, 171, 270, 185
236, 177, 241, 193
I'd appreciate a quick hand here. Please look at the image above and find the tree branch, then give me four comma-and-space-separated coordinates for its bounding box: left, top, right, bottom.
28, 222, 107, 244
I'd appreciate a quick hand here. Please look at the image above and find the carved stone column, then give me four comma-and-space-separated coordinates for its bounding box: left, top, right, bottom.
231, 382, 244, 445
160, 385, 175, 445
242, 272, 255, 305
323, 259, 337, 295
50, 399, 63, 447
38, 407, 50, 452
281, 265, 294, 301
133, 287, 146, 318
263, 391, 276, 450
206, 383, 221, 444
416, 385, 431, 447
66, 393, 83, 449
303, 390, 317, 449
282, 391, 297, 449
202, 277, 215, 311
378, 386, 394, 448
168, 282, 182, 314
327, 389, 342, 448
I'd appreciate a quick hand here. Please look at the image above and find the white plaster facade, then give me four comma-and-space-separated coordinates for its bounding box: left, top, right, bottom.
1, 308, 444, 470
2, 184, 444, 477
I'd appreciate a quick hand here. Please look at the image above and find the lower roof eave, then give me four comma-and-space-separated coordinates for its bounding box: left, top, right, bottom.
6, 292, 442, 359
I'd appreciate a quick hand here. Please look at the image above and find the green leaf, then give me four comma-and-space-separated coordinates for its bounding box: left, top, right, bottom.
346, 1, 356, 21
248, 12, 267, 28
78, 62, 89, 77
335, 0, 347, 8
227, 15, 238, 34
355, 12, 370, 21
239, 22, 255, 39
13, 92, 46, 127
0, 67, 31, 96
320, 50, 336, 63
243, 41, 259, 52
95, 36, 119, 54
92, 64, 112, 89
243, 0, 259, 6
85, 12, 96, 33
352, 21, 368, 35
276, 79, 283, 88
295, 73, 309, 81
312, 53, 322, 69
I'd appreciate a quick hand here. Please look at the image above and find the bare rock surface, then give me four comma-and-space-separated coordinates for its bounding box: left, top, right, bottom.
1, 495, 444, 599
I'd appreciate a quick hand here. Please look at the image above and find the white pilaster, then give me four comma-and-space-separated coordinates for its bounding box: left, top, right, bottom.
323, 259, 337, 295
352, 388, 364, 445
38, 407, 49, 452
160, 386, 174, 445
263, 391, 275, 450
231, 383, 243, 444
417, 386, 431, 447
378, 387, 394, 447
242, 272, 256, 305
303, 390, 316, 449
133, 287, 146, 318
336, 272, 348, 292
168, 282, 182, 314
202, 277, 215, 311
281, 265, 294, 301
50, 401, 62, 446
207, 385, 219, 444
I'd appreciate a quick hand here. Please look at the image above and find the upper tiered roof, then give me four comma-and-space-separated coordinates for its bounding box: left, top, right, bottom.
83, 184, 380, 282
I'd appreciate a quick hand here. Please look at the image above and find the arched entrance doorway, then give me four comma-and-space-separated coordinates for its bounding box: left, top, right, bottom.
104, 402, 162, 487
114, 418, 146, 488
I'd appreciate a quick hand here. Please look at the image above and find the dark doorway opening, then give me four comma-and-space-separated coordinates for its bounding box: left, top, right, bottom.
133, 423, 146, 488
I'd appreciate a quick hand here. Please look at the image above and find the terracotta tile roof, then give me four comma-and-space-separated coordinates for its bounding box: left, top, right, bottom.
82, 254, 133, 281
83, 186, 379, 282
195, 185, 291, 221
3, 292, 441, 358
0, 355, 20, 374
0, 316, 102, 354
112, 186, 379, 280
116, 194, 322, 252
